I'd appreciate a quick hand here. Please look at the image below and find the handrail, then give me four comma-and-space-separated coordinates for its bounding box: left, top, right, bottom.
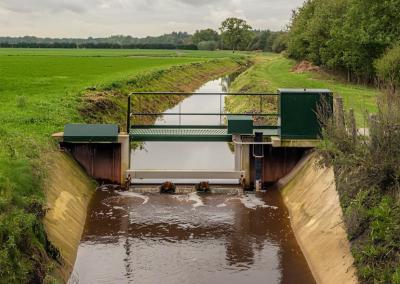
128, 92, 279, 96
130, 112, 279, 116
131, 125, 228, 129
130, 125, 280, 129
126, 92, 280, 131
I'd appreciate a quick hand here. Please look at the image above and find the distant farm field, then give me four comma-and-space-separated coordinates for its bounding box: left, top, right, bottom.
0, 48, 239, 145
0, 48, 242, 58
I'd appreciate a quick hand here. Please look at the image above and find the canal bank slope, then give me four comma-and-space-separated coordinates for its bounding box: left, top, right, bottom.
43, 152, 96, 281
45, 57, 250, 282
278, 153, 358, 284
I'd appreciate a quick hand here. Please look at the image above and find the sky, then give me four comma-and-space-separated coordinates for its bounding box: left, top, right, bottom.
0, 0, 305, 38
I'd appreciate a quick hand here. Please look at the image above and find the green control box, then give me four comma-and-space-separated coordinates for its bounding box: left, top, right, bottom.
227, 115, 253, 134
279, 89, 333, 139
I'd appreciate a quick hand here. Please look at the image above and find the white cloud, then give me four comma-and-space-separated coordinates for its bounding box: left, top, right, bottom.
0, 0, 304, 37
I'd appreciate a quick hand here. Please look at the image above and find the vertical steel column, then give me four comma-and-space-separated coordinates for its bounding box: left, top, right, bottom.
179, 102, 182, 125
127, 95, 131, 132
127, 95, 131, 169
220, 93, 222, 125
253, 132, 264, 191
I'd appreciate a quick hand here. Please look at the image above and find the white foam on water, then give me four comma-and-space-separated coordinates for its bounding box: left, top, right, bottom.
188, 192, 205, 209
116, 191, 149, 205
112, 206, 128, 212
239, 194, 278, 210
172, 195, 188, 202
216, 203, 227, 208
172, 192, 205, 209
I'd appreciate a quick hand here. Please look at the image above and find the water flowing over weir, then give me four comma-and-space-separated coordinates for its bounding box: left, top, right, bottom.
69, 76, 316, 284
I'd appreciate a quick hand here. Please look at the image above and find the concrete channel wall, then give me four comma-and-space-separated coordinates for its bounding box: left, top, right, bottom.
43, 151, 96, 281
278, 152, 358, 284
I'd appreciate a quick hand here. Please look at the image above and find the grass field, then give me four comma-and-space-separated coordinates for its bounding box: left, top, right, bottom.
0, 48, 244, 58
229, 54, 381, 125
0, 48, 244, 282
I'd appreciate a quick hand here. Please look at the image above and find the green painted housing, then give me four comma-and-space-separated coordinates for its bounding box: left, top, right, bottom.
227, 115, 253, 134
279, 89, 333, 139
64, 124, 119, 142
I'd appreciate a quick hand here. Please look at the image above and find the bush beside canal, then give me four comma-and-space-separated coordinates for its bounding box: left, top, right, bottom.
319, 95, 400, 283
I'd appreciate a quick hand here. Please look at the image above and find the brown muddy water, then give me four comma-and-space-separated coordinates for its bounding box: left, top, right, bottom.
70, 189, 315, 284
70, 76, 315, 283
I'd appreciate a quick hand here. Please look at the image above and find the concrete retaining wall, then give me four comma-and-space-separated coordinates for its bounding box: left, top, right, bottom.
43, 151, 96, 282
278, 152, 358, 284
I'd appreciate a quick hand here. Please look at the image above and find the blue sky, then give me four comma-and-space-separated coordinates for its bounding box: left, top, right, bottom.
0, 0, 304, 37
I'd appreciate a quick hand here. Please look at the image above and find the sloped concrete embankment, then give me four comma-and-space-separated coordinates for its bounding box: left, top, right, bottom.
43, 151, 96, 281
278, 152, 358, 284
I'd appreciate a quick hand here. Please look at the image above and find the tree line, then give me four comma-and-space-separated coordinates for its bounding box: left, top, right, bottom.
0, 18, 286, 53
286, 0, 400, 86
0, 32, 197, 50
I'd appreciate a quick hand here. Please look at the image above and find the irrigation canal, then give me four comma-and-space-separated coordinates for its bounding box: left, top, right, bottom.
69, 76, 316, 283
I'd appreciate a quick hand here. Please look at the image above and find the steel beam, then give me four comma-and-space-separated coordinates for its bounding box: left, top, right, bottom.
126, 170, 245, 180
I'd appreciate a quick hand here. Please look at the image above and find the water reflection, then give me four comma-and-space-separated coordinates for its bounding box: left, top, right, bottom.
71, 190, 315, 284
131, 77, 235, 182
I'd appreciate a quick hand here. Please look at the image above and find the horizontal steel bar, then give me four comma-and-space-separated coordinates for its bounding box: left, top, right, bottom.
127, 170, 245, 179
131, 125, 228, 129
253, 125, 280, 129
131, 125, 280, 129
130, 135, 232, 142
131, 113, 279, 116
129, 92, 278, 96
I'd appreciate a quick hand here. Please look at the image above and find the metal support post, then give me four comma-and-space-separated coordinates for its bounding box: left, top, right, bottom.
127, 95, 131, 132
253, 132, 264, 191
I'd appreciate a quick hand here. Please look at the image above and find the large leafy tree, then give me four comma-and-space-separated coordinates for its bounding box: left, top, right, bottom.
220, 17, 252, 52
287, 0, 400, 83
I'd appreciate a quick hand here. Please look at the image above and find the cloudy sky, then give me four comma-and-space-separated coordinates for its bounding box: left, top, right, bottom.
0, 0, 304, 38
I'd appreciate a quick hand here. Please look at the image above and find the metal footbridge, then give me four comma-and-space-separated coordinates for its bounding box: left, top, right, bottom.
127, 90, 331, 143
130, 125, 280, 142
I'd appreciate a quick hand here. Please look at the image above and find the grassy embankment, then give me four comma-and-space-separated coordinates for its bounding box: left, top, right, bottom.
0, 48, 248, 282
227, 53, 380, 124
228, 53, 400, 283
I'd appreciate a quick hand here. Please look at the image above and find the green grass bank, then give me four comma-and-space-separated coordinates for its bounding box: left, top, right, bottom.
227, 54, 380, 124
0, 48, 248, 283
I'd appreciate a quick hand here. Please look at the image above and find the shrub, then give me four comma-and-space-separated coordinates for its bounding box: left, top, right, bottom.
375, 44, 400, 95
318, 94, 400, 283
197, 41, 218, 51
271, 33, 288, 53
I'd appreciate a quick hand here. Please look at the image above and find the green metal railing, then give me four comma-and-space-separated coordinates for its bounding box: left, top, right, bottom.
127, 92, 280, 131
